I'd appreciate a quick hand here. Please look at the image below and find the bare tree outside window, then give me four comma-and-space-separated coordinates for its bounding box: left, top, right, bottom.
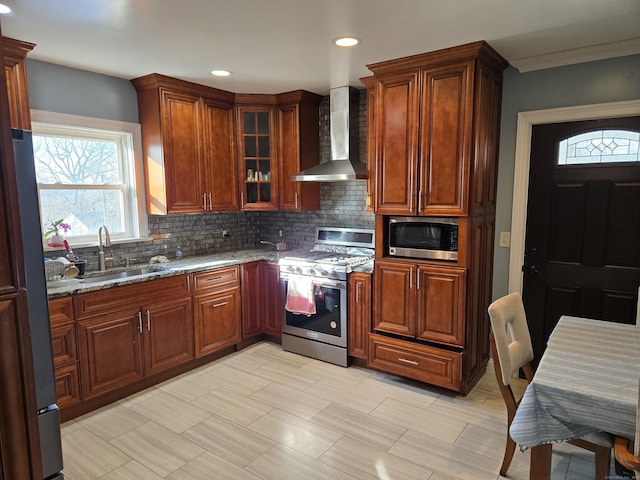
34, 132, 130, 239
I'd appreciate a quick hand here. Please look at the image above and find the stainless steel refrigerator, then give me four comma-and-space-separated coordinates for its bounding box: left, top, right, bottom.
12, 128, 64, 480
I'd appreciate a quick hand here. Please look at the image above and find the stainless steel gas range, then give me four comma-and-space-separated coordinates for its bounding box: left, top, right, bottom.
279, 226, 374, 367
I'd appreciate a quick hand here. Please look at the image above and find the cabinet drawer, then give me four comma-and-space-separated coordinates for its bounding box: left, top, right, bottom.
193, 266, 239, 292
55, 363, 81, 409
368, 333, 461, 391
49, 297, 74, 326
74, 274, 191, 320
51, 322, 77, 367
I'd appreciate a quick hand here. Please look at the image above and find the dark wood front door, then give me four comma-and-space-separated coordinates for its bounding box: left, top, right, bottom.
523, 116, 640, 360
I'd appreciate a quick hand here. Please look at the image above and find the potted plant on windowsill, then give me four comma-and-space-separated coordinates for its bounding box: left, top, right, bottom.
44, 218, 71, 247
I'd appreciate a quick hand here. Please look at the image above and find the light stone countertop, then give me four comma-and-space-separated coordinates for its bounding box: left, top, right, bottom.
46, 248, 373, 298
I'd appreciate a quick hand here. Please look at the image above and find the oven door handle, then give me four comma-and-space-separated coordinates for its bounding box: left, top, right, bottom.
281, 274, 345, 290
311, 281, 346, 290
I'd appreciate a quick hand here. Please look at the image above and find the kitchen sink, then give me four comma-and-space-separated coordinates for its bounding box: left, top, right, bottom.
83, 267, 164, 283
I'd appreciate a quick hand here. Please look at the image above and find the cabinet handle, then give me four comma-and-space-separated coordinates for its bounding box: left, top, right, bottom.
203, 192, 207, 211
418, 189, 423, 213
208, 192, 213, 210
205, 276, 224, 282
295, 192, 298, 209
409, 269, 413, 289
241, 192, 244, 206
146, 310, 151, 331
137, 311, 143, 333
398, 357, 419, 366
355, 284, 360, 303
212, 301, 228, 308
416, 269, 421, 290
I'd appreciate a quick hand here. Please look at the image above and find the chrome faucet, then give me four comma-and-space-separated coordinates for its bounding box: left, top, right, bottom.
260, 240, 287, 251
97, 225, 112, 271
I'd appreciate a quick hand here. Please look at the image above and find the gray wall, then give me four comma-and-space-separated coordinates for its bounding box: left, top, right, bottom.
26, 60, 139, 123
493, 55, 640, 298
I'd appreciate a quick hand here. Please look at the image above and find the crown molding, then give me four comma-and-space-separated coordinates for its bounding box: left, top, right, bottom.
510, 37, 640, 72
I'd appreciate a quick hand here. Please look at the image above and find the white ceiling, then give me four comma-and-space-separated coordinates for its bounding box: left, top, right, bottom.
2, 0, 640, 95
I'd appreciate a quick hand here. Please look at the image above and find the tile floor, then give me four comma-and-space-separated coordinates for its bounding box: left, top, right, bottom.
60, 342, 614, 479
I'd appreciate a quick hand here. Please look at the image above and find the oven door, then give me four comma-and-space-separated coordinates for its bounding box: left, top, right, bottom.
280, 272, 347, 348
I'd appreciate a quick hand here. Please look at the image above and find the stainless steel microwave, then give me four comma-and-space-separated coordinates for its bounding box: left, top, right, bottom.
388, 216, 458, 261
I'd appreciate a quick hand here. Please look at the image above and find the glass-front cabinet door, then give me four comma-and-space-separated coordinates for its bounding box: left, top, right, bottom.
237, 106, 277, 210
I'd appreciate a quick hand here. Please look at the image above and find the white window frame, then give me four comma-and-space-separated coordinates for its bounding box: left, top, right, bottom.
31, 110, 149, 248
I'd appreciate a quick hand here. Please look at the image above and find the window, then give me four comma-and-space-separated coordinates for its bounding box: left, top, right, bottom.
557, 129, 640, 165
32, 110, 147, 246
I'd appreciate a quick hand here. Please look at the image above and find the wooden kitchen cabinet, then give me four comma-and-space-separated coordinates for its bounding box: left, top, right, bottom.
365, 41, 506, 394
49, 297, 81, 408
368, 333, 461, 391
75, 275, 193, 399
142, 297, 194, 375
3, 37, 35, 130
261, 261, 281, 337
236, 100, 277, 210
374, 259, 466, 346
132, 74, 237, 214
193, 267, 241, 357
360, 76, 376, 213
368, 42, 506, 216
241, 261, 262, 339
77, 307, 144, 399
276, 91, 321, 211
348, 272, 371, 359
240, 261, 281, 340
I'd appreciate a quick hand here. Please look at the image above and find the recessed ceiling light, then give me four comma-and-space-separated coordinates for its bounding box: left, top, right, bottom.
335, 37, 359, 47
0, 4, 12, 14
211, 69, 231, 77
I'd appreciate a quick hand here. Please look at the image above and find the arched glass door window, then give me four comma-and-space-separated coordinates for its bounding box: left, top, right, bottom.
557, 129, 640, 165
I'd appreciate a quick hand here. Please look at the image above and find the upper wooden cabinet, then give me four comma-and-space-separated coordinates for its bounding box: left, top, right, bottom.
276, 90, 321, 211
367, 41, 507, 216
3, 37, 35, 130
360, 77, 376, 213
236, 91, 321, 211
132, 74, 237, 214
235, 96, 278, 210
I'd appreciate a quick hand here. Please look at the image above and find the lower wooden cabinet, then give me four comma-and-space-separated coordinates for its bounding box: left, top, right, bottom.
75, 275, 193, 399
49, 297, 81, 408
261, 262, 281, 336
372, 259, 466, 392
193, 267, 241, 357
240, 261, 281, 339
241, 261, 262, 339
368, 333, 461, 391
374, 259, 466, 346
77, 308, 144, 400
348, 272, 371, 359
143, 297, 194, 375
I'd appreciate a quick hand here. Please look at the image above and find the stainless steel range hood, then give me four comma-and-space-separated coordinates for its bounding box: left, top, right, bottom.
291, 86, 366, 182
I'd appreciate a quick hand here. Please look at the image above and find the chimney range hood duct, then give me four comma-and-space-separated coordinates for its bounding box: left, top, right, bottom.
290, 86, 366, 182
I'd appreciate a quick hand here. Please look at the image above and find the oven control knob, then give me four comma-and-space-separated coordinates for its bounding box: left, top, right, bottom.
308, 268, 316, 276
319, 269, 329, 277
287, 266, 295, 273
295, 267, 303, 275
329, 271, 338, 279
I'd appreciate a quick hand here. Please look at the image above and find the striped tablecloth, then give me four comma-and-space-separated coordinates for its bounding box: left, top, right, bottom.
510, 315, 640, 448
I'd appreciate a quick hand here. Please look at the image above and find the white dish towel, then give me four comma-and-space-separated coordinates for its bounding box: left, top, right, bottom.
285, 275, 316, 316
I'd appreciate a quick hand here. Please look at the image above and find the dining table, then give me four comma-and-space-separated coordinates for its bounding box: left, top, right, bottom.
509, 315, 640, 479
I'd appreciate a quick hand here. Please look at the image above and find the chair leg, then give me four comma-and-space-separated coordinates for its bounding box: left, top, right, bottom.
499, 429, 517, 476
594, 445, 611, 480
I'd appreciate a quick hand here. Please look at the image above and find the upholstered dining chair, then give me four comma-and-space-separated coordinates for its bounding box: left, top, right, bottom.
488, 292, 613, 479
613, 380, 640, 479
